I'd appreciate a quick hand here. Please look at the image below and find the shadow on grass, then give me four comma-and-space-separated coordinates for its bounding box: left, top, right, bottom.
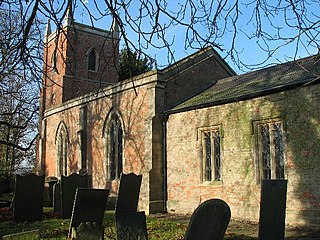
0, 209, 257, 240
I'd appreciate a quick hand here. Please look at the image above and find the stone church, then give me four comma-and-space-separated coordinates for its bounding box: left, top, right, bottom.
36, 16, 320, 228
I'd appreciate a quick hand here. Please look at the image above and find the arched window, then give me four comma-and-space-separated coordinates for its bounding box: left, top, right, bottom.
55, 122, 69, 177
88, 49, 97, 72
104, 111, 123, 180
51, 51, 57, 71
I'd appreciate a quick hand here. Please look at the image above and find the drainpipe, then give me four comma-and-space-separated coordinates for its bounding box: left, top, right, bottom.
161, 113, 168, 213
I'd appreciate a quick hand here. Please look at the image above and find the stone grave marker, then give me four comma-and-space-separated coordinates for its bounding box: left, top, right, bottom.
61, 173, 89, 219
3, 230, 40, 240
13, 173, 45, 222
68, 188, 109, 238
44, 176, 58, 207
184, 199, 231, 240
115, 173, 142, 215
53, 181, 61, 213
115, 211, 148, 240
258, 179, 288, 240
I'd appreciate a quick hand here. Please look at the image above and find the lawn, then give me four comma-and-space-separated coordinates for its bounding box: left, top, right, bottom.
0, 207, 256, 240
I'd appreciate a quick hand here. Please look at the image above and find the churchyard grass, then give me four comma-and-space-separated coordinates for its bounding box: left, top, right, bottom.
0, 208, 255, 240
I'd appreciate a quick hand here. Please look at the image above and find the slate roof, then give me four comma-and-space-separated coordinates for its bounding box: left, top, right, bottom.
167, 54, 320, 114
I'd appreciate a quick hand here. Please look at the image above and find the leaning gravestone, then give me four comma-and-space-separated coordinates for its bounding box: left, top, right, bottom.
53, 181, 61, 212
2, 230, 40, 240
184, 199, 231, 240
115, 211, 148, 240
115, 173, 142, 215
13, 173, 45, 222
258, 180, 288, 240
61, 173, 89, 219
68, 188, 109, 238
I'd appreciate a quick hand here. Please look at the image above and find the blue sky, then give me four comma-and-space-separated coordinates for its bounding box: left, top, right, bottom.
70, 0, 319, 73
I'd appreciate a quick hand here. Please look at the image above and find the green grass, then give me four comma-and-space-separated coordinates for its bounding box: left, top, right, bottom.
0, 208, 256, 240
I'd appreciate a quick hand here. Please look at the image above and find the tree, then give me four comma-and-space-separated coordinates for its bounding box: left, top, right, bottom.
74, 0, 320, 70
0, 6, 41, 189
118, 48, 153, 81
1, 0, 319, 70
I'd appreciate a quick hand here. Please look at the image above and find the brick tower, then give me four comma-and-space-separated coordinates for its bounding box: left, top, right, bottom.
37, 9, 120, 173
40, 8, 120, 112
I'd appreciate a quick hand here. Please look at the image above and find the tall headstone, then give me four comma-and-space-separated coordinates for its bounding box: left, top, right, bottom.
61, 173, 89, 219
258, 180, 288, 240
116, 211, 148, 240
68, 188, 109, 238
184, 199, 231, 240
13, 173, 45, 222
53, 181, 61, 213
115, 173, 142, 215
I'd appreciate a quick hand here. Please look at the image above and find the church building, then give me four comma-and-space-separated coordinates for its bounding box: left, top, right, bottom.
36, 15, 320, 228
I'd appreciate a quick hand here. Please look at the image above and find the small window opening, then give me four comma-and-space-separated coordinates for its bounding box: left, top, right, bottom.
203, 128, 221, 182
257, 121, 285, 181
88, 50, 96, 71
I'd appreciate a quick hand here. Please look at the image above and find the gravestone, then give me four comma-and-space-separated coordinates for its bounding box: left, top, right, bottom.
3, 229, 40, 240
43, 185, 50, 207
184, 199, 231, 240
53, 181, 61, 212
115, 173, 142, 215
115, 211, 148, 240
68, 188, 109, 238
44, 176, 58, 207
61, 173, 89, 219
258, 180, 288, 240
13, 173, 45, 222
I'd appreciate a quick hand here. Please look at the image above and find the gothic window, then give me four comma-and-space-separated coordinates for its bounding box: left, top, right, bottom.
88, 49, 97, 72
256, 120, 285, 182
202, 128, 221, 182
51, 51, 57, 71
56, 122, 69, 177
78, 105, 87, 171
104, 112, 123, 180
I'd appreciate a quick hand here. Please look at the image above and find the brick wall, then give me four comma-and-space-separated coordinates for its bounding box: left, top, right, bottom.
42, 23, 119, 110
166, 84, 320, 227
39, 74, 162, 214
163, 49, 235, 110
38, 39, 242, 216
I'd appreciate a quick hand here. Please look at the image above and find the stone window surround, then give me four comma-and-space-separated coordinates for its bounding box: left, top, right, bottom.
197, 125, 223, 185
252, 117, 286, 184
55, 121, 69, 177
87, 48, 99, 73
103, 108, 125, 182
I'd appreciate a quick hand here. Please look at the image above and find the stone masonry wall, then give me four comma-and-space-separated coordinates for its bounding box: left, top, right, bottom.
166, 84, 320, 228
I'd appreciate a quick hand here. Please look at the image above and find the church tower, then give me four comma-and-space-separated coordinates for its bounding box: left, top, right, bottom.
41, 8, 120, 111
